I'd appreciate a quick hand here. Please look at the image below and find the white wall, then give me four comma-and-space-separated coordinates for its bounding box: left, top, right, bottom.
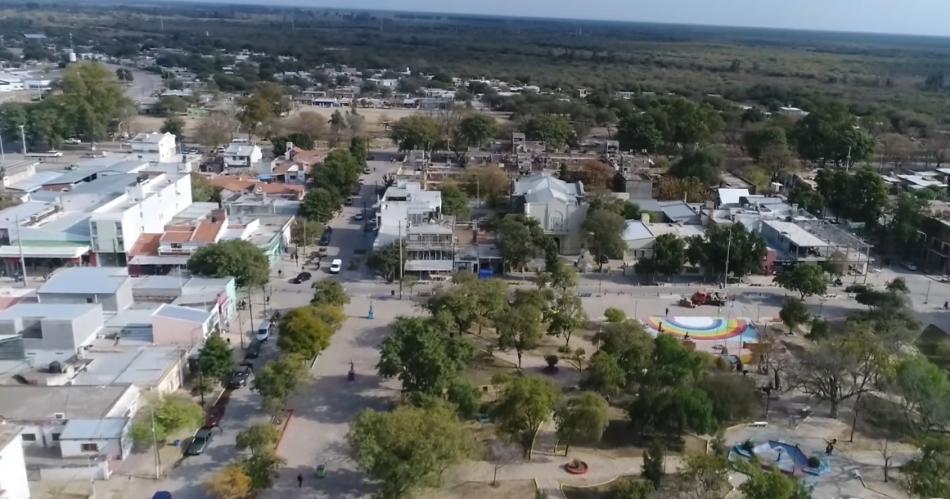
105, 385, 140, 419
0, 432, 30, 499
90, 174, 193, 254
60, 437, 123, 460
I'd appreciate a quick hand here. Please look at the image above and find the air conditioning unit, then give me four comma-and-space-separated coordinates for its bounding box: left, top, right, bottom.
53, 412, 65, 420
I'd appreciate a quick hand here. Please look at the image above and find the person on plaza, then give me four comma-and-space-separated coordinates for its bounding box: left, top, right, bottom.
297, 473, 303, 488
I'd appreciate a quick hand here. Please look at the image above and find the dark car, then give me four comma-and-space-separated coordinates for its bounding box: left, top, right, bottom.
319, 227, 332, 246
344, 197, 354, 206
292, 271, 312, 284
227, 365, 252, 389
244, 340, 262, 360
185, 428, 214, 456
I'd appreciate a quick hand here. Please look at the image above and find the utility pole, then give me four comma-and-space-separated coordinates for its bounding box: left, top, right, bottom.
15, 216, 26, 287
19, 125, 26, 156
1, 132, 6, 161
398, 221, 404, 299
246, 288, 254, 344
150, 407, 162, 479
722, 226, 733, 290
925, 280, 932, 305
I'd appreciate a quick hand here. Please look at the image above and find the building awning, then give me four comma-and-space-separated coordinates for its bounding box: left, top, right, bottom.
405, 260, 454, 272
128, 255, 190, 266
0, 244, 89, 259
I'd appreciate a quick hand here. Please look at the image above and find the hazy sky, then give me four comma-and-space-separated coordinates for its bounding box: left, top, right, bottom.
204, 0, 950, 37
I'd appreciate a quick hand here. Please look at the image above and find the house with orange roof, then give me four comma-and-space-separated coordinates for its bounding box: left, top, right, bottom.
269, 144, 326, 184
209, 176, 304, 201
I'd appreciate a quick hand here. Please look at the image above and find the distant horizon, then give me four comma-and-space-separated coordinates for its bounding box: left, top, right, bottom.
150, 0, 950, 38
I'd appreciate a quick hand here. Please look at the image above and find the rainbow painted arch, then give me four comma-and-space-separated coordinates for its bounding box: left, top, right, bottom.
643, 316, 754, 341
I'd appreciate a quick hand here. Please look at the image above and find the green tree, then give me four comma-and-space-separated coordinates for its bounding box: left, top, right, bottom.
252, 355, 307, 416
206, 463, 254, 499
130, 395, 204, 448
464, 166, 510, 208
348, 404, 477, 499
739, 464, 811, 499
496, 303, 545, 368
58, 62, 134, 140
367, 243, 401, 282
583, 209, 627, 271
555, 392, 609, 454
548, 291, 587, 348
775, 264, 827, 299
446, 380, 481, 419
350, 136, 369, 165
277, 306, 335, 359
299, 187, 340, 223
454, 113, 498, 150
675, 454, 730, 498
647, 234, 687, 280
377, 316, 475, 395
581, 351, 626, 396
847, 167, 889, 228
390, 115, 440, 151
311, 280, 350, 307
157, 95, 188, 116
493, 376, 562, 460
191, 172, 221, 203
603, 308, 626, 323
616, 113, 664, 153
244, 450, 285, 491
795, 103, 874, 167
892, 355, 950, 434
187, 240, 269, 288
901, 436, 950, 498
688, 223, 765, 282
270, 133, 314, 156
743, 125, 787, 160
524, 114, 575, 151
815, 168, 848, 220
699, 372, 761, 424
161, 116, 185, 138
629, 383, 717, 436
238, 83, 288, 138
497, 215, 547, 272
668, 146, 722, 185
440, 183, 471, 220
779, 297, 811, 333
198, 334, 235, 383
884, 193, 927, 257
235, 424, 279, 456
315, 149, 361, 196
641, 440, 665, 490
662, 97, 722, 146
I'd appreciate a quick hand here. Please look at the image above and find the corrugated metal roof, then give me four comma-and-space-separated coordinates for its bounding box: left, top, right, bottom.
59, 418, 127, 440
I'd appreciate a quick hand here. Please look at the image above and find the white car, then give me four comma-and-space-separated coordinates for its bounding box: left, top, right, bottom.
64, 138, 82, 144
329, 259, 342, 274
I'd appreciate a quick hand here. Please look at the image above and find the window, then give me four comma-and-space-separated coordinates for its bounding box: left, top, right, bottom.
80, 443, 98, 452
52, 433, 60, 441
86, 297, 95, 304
21, 433, 36, 441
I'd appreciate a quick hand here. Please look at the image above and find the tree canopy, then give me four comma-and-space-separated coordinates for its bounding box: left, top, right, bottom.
389, 115, 440, 151
377, 316, 474, 395
277, 306, 336, 359
187, 240, 270, 288
555, 391, 609, 454
348, 403, 477, 499
775, 264, 827, 299
687, 223, 766, 282
493, 376, 562, 459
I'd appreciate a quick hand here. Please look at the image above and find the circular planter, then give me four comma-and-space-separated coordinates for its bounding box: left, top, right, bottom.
564, 459, 589, 475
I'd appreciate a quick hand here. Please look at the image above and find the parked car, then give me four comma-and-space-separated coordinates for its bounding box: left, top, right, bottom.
185, 428, 214, 456
292, 271, 312, 284
244, 340, 262, 359
319, 228, 332, 246
227, 365, 252, 389
353, 212, 364, 222
344, 197, 354, 206
255, 320, 273, 342
902, 262, 918, 271
63, 138, 82, 144
329, 259, 342, 274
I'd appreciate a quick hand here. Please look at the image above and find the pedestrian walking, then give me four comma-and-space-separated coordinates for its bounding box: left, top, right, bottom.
297, 473, 303, 488
665, 307, 669, 317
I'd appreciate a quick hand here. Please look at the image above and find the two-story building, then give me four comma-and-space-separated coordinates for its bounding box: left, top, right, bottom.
512, 174, 587, 254
127, 132, 177, 163
223, 142, 263, 169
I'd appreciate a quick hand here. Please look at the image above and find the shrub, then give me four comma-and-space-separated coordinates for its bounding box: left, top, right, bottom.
807, 456, 821, 468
